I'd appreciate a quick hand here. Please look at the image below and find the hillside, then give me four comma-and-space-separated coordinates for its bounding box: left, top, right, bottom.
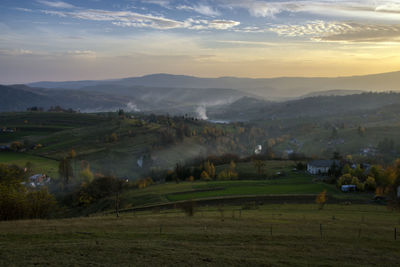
209, 92, 400, 121
0, 112, 268, 178
299, 89, 364, 98
28, 71, 400, 99
0, 204, 399, 266
0, 84, 251, 114
80, 84, 254, 114
0, 85, 129, 112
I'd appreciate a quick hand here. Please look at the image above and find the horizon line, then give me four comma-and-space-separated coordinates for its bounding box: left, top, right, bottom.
4, 70, 400, 85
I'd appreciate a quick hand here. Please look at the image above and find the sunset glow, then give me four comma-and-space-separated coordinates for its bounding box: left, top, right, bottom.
1, 0, 400, 83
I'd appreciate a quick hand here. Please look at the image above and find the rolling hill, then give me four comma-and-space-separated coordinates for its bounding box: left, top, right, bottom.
208, 92, 400, 121
0, 85, 129, 112
0, 84, 253, 114
28, 71, 400, 100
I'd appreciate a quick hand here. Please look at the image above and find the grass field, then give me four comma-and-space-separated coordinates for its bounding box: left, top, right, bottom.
0, 151, 59, 178
119, 175, 372, 211
165, 177, 336, 202
119, 162, 368, 210
0, 204, 399, 266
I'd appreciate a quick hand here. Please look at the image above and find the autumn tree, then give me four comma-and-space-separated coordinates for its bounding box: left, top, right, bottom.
200, 170, 211, 181
79, 161, 94, 184
203, 161, 215, 179
68, 149, 76, 159
316, 190, 327, 210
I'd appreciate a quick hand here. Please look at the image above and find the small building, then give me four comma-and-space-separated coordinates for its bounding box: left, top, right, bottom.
341, 185, 357, 192
307, 160, 339, 175
27, 174, 51, 187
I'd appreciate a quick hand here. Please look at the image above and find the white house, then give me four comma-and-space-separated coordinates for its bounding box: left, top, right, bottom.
307, 160, 339, 175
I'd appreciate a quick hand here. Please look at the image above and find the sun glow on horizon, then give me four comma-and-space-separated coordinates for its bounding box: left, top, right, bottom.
1, 0, 400, 83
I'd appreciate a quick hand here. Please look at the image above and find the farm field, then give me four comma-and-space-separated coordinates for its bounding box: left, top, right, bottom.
0, 151, 59, 178
119, 177, 372, 211
0, 204, 399, 266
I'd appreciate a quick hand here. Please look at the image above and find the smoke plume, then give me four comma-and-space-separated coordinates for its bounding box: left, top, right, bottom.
196, 106, 208, 120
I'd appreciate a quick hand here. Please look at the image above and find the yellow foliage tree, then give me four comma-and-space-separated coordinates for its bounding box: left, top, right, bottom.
68, 149, 76, 159
316, 190, 327, 210
80, 165, 94, 184
200, 171, 211, 181
203, 161, 215, 179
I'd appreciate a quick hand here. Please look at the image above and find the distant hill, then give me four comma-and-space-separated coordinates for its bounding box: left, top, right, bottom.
28, 71, 400, 100
299, 89, 364, 98
209, 92, 400, 121
0, 84, 252, 114
0, 85, 52, 112
0, 85, 129, 112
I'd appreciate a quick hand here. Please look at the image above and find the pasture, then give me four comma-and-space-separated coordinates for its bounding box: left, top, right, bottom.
119, 175, 372, 212
0, 204, 399, 266
0, 152, 59, 178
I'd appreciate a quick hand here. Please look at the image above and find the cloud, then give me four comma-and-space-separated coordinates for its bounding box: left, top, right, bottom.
42, 9, 183, 29
217, 40, 278, 46
41, 9, 240, 30
177, 4, 220, 16
144, 0, 172, 9
269, 20, 400, 43
216, 0, 400, 21
37, 0, 75, 9
0, 49, 35, 56
14, 7, 33, 12
67, 50, 96, 57
207, 20, 240, 29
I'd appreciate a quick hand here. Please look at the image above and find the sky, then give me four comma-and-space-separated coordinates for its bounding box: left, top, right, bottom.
1, 0, 400, 83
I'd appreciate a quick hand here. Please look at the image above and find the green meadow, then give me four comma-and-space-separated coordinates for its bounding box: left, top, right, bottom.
0, 151, 59, 177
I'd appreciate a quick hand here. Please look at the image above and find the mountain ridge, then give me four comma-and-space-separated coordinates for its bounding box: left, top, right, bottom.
27, 71, 400, 100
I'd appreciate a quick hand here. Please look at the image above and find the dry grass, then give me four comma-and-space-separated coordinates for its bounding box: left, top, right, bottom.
0, 204, 399, 266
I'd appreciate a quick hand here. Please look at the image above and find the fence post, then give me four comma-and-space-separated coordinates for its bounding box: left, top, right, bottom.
320, 224, 323, 239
